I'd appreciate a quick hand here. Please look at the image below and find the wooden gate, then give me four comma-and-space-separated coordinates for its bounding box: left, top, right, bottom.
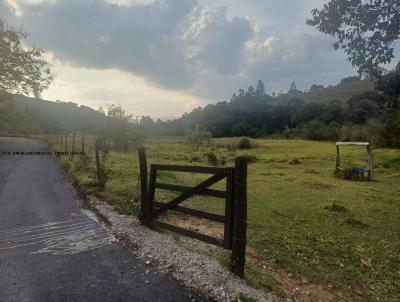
138, 146, 248, 276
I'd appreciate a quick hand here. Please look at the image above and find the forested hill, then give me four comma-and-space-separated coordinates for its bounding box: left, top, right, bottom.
148, 77, 398, 147
1, 76, 398, 147
0, 93, 105, 135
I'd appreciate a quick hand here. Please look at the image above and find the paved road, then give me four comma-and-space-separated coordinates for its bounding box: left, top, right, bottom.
0, 137, 198, 302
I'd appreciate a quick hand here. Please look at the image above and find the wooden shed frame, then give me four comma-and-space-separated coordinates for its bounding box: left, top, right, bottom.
335, 142, 373, 181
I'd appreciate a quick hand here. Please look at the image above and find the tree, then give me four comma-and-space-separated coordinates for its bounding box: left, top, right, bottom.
99, 104, 133, 151
309, 84, 324, 92
375, 67, 400, 108
185, 128, 212, 151
0, 19, 52, 97
340, 76, 360, 85
256, 80, 266, 97
307, 0, 400, 76
246, 86, 256, 98
288, 81, 302, 96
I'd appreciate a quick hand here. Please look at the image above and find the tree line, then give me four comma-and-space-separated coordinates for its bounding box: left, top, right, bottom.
136, 74, 400, 147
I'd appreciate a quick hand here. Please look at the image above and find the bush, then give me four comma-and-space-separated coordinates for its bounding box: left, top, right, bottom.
289, 158, 301, 165
185, 129, 212, 150
205, 151, 218, 165
190, 154, 201, 163
238, 137, 252, 149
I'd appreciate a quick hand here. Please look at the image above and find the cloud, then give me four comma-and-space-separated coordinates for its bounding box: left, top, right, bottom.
4, 0, 198, 89
41, 56, 206, 117
1, 0, 377, 115
2, 0, 255, 93
183, 6, 253, 75
245, 33, 354, 92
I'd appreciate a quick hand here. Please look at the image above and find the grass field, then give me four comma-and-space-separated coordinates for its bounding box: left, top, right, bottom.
48, 135, 400, 301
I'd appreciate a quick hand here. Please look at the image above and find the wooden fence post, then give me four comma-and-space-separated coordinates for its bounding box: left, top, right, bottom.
80, 133, 85, 167
64, 134, 68, 152
138, 146, 149, 224
367, 145, 373, 181
147, 165, 156, 224
81, 133, 85, 154
95, 140, 104, 187
231, 157, 248, 277
224, 168, 234, 249
72, 131, 76, 153
335, 145, 340, 171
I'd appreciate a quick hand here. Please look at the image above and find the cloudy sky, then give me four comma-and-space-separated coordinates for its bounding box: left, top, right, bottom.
1, 0, 398, 118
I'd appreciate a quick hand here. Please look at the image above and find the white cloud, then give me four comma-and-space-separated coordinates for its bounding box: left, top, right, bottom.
182, 5, 253, 75
43, 56, 206, 117
1, 0, 383, 116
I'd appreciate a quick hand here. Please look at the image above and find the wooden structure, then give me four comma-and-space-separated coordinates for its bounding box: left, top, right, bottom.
95, 139, 105, 187
335, 142, 373, 180
138, 146, 248, 277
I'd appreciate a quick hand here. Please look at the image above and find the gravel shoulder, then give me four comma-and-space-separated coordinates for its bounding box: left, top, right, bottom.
79, 192, 279, 302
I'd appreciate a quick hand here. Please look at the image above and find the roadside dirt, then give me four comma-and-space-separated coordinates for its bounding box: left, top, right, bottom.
245, 247, 350, 302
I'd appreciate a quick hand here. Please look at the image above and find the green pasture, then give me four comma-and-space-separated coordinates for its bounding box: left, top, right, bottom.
48, 135, 400, 301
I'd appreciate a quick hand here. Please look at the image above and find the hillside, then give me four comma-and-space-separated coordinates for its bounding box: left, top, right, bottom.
0, 93, 105, 135
300, 79, 375, 103
155, 78, 395, 144
0, 78, 381, 139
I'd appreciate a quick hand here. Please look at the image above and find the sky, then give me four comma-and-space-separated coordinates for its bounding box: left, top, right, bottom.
1, 0, 398, 118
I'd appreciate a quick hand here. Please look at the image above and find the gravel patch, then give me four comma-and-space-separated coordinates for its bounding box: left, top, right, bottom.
85, 195, 279, 302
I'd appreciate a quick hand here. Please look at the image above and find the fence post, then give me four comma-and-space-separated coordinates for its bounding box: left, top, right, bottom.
367, 145, 373, 181
72, 131, 76, 154
81, 133, 85, 154
138, 146, 148, 224
64, 134, 68, 152
80, 133, 85, 166
224, 168, 234, 249
147, 165, 156, 224
95, 140, 104, 187
231, 157, 248, 277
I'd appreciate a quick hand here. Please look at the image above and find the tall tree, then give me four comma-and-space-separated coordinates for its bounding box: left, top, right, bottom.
0, 19, 52, 97
307, 0, 400, 76
256, 80, 266, 96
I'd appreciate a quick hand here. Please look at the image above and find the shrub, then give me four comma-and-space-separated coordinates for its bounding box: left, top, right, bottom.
219, 156, 227, 166
190, 154, 201, 163
324, 203, 348, 213
205, 151, 218, 165
185, 129, 212, 150
289, 158, 301, 165
237, 137, 252, 149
